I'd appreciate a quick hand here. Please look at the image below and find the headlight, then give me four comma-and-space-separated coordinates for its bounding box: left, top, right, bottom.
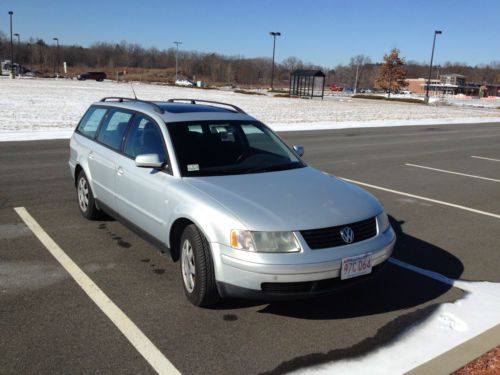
376, 211, 390, 233
230, 230, 301, 253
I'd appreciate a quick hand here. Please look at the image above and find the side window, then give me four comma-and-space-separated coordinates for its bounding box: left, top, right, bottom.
96, 110, 132, 151
77, 107, 107, 138
124, 115, 166, 161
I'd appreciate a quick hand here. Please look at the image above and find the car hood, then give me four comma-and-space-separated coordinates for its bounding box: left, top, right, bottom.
184, 166, 382, 231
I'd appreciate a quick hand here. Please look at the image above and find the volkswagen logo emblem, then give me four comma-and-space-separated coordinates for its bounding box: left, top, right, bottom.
340, 227, 355, 244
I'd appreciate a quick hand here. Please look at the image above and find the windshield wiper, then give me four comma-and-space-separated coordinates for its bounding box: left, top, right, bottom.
232, 162, 301, 174
187, 162, 302, 176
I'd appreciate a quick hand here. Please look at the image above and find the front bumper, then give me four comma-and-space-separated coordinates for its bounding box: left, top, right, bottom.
211, 227, 396, 299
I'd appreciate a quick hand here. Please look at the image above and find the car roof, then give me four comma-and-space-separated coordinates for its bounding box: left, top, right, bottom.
92, 98, 257, 123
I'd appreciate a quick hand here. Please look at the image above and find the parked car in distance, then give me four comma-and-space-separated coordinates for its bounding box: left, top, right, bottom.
77, 72, 107, 81
329, 85, 343, 92
69, 97, 395, 307
175, 79, 196, 87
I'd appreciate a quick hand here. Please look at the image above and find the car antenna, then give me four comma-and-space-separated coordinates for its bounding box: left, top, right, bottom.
130, 84, 138, 100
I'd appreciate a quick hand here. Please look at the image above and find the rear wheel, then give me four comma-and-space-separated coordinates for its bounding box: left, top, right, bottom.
76, 171, 102, 220
180, 224, 219, 307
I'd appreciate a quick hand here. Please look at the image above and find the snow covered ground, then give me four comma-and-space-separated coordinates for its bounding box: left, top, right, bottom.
0, 77, 499, 141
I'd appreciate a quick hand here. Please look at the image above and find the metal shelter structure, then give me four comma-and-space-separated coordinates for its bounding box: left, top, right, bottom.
289, 70, 325, 99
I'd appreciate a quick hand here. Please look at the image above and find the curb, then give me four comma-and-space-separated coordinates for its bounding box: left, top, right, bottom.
406, 324, 500, 375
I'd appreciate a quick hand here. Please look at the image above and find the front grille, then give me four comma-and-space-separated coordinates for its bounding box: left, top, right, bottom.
300, 217, 377, 250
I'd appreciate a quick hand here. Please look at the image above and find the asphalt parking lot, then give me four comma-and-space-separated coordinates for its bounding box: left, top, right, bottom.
1, 122, 499, 374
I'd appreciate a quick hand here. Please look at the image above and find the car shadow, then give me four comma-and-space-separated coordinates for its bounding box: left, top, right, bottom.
217, 216, 464, 319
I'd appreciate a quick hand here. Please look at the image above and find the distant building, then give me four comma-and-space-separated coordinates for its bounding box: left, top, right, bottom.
405, 74, 500, 97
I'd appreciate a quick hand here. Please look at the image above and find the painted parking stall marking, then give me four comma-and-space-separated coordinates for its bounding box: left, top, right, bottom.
405, 163, 500, 183
339, 177, 500, 220
471, 155, 500, 162
14, 207, 180, 375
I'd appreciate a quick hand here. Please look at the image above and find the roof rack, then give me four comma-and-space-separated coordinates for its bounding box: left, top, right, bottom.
100, 97, 164, 114
166, 99, 246, 114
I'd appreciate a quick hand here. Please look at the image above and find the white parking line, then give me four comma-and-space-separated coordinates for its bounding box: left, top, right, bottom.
339, 177, 500, 220
405, 163, 500, 183
471, 155, 500, 162
14, 207, 180, 375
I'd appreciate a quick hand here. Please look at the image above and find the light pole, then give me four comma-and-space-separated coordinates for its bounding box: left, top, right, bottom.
354, 63, 360, 94
8, 11, 14, 78
269, 31, 281, 91
28, 43, 33, 72
14, 33, 20, 72
53, 37, 59, 76
425, 30, 442, 103
173, 41, 182, 83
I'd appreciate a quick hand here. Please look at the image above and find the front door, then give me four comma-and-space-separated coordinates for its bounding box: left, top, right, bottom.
115, 114, 171, 241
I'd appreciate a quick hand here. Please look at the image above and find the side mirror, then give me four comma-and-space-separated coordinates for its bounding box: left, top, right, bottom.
135, 154, 164, 169
293, 145, 304, 157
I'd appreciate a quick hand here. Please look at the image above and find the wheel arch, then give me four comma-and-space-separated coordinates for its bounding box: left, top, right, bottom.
168, 215, 217, 262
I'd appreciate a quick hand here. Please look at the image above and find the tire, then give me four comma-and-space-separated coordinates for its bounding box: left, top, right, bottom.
180, 224, 220, 307
76, 170, 102, 220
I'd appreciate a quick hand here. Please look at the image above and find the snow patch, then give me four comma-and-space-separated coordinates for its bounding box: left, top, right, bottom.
1, 78, 499, 141
293, 259, 500, 375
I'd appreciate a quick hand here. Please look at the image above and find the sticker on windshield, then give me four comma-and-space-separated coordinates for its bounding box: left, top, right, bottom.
187, 164, 200, 172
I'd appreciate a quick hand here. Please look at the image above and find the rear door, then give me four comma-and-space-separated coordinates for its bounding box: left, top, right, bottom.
115, 114, 171, 241
89, 109, 133, 212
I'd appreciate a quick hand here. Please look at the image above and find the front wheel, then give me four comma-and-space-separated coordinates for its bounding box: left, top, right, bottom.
76, 171, 102, 220
180, 224, 219, 307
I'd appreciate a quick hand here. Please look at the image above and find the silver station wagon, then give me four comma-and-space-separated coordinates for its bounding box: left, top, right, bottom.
69, 97, 396, 306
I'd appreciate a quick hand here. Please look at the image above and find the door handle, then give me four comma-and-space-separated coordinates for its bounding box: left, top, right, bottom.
117, 167, 124, 176
88, 151, 94, 160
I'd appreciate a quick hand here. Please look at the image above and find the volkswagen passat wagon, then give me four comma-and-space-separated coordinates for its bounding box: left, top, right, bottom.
69, 97, 395, 307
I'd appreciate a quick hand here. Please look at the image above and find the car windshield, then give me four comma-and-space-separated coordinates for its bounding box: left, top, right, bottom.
167, 120, 305, 177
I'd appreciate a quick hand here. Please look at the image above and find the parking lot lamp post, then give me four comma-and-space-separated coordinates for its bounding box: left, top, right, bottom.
53, 37, 59, 76
425, 30, 442, 103
14, 33, 20, 71
8, 11, 14, 78
269, 31, 281, 91
354, 63, 359, 94
28, 43, 33, 72
173, 41, 182, 83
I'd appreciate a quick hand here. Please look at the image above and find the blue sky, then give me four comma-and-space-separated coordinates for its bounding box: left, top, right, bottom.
1, 0, 498, 67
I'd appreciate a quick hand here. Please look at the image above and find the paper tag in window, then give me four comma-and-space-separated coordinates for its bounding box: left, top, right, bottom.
187, 164, 200, 172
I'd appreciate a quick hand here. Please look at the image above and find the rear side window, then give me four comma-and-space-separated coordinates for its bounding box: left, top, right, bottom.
96, 110, 132, 151
77, 107, 107, 138
124, 116, 166, 161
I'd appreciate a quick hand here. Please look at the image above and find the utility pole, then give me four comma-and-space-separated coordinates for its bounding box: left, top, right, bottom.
8, 11, 14, 78
269, 31, 281, 91
14, 33, 20, 74
173, 41, 182, 83
53, 37, 59, 76
425, 30, 442, 103
28, 43, 33, 72
354, 63, 360, 94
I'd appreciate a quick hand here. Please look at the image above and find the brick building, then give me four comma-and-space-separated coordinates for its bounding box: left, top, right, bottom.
405, 74, 500, 97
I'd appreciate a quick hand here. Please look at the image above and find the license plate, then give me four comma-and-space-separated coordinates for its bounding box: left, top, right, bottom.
341, 253, 372, 280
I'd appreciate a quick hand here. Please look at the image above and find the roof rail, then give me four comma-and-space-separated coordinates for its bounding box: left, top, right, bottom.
99, 97, 164, 114
166, 99, 246, 114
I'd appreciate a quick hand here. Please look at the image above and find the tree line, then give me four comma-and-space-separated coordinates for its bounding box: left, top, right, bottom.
1, 33, 499, 87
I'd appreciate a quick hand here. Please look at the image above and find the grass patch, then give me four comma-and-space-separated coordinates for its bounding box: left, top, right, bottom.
273, 93, 290, 98
352, 94, 425, 104
234, 89, 266, 95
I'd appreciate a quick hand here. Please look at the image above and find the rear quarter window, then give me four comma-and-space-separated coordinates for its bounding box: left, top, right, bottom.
77, 107, 107, 138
